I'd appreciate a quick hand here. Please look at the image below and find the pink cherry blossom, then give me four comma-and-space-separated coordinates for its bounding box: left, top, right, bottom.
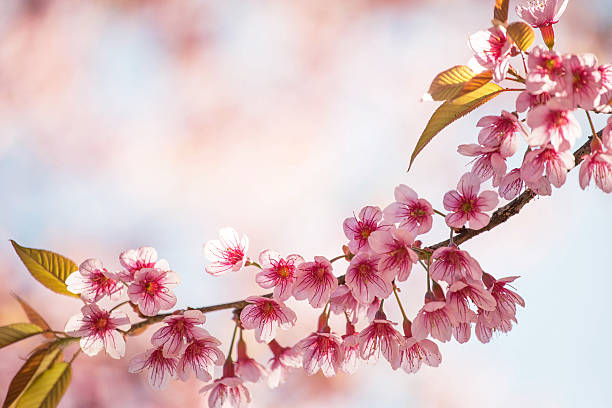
266, 340, 302, 389
329, 285, 366, 324
482, 274, 525, 325
475, 309, 516, 344
476, 279, 522, 342
399, 320, 442, 373
340, 323, 360, 375
411, 301, 459, 343
345, 252, 393, 304
203, 227, 249, 276
65, 304, 130, 359
475, 312, 494, 343
65, 259, 123, 303
343, 206, 389, 254
476, 111, 527, 157
358, 314, 406, 370
119, 246, 170, 282
579, 138, 612, 193
295, 331, 344, 377
382, 184, 433, 235
151, 310, 208, 357
557, 53, 602, 110
293, 256, 338, 308
400, 337, 442, 374
366, 297, 382, 322
520, 144, 575, 188
341, 335, 360, 375
469, 26, 513, 82
516, 0, 568, 28
368, 227, 418, 282
457, 143, 507, 184
128, 346, 179, 390
526, 104, 581, 152
443, 172, 499, 230
524, 174, 553, 196
526, 46, 566, 95
430, 245, 483, 284
200, 376, 251, 408
235, 338, 268, 383
445, 292, 471, 326
498, 168, 524, 200
516, 90, 552, 112
516, 0, 567, 48
452, 316, 475, 344
596, 65, 612, 113
177, 334, 225, 382
255, 250, 304, 301
602, 116, 612, 149
240, 296, 297, 343
446, 280, 496, 323
127, 267, 180, 316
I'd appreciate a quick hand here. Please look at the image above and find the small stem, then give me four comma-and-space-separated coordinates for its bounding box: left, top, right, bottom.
520, 52, 528, 75
506, 77, 526, 84
508, 66, 525, 81
322, 301, 329, 316
503, 88, 526, 92
69, 349, 81, 364
432, 209, 446, 217
42, 330, 68, 337
410, 246, 429, 256
329, 254, 346, 263
343, 310, 351, 324
585, 110, 598, 140
226, 320, 239, 361
109, 300, 130, 313
426, 257, 431, 292
449, 228, 454, 246
392, 284, 408, 322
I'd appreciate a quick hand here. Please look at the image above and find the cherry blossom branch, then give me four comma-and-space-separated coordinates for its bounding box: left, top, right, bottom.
126, 132, 596, 337
430, 132, 595, 250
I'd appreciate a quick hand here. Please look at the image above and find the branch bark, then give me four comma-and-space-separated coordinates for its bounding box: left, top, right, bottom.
126, 133, 596, 336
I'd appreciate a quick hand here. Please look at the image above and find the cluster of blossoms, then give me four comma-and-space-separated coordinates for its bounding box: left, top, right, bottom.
64, 248, 180, 359
466, 0, 612, 196
51, 2, 611, 407
194, 195, 523, 408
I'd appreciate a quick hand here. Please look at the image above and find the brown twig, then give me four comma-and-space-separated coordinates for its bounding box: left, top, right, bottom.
126, 132, 596, 336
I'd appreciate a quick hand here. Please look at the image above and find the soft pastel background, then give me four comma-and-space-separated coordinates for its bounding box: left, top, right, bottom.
1, 0, 611, 407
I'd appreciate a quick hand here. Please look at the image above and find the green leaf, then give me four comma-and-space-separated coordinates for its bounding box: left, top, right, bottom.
3, 347, 61, 408
10, 241, 79, 298
15, 362, 71, 408
427, 65, 475, 101
0, 324, 43, 349
507, 22, 535, 52
12, 295, 54, 339
494, 0, 509, 23
408, 83, 504, 170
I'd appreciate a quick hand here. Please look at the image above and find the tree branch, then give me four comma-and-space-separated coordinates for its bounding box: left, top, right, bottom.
431, 134, 594, 249
126, 133, 596, 336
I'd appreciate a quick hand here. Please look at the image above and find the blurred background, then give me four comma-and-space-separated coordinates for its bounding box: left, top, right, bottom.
1, 0, 611, 407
